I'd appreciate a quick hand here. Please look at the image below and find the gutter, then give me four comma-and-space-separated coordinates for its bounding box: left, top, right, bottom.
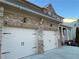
0, 0, 62, 23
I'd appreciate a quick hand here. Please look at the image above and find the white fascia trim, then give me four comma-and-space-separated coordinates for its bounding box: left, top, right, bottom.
0, 0, 61, 22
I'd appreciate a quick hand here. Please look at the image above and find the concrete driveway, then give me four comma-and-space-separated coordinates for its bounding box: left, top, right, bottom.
20, 46, 79, 59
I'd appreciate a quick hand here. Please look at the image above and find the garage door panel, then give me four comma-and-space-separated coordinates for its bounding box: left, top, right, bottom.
43, 31, 58, 51
2, 27, 36, 59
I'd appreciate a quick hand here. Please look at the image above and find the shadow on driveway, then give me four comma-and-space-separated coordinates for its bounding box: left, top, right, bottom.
20, 46, 79, 59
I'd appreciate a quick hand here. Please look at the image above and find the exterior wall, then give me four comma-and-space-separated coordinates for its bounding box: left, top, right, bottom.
0, 2, 59, 30
58, 25, 72, 45
58, 26, 66, 45
47, 4, 56, 16
0, 1, 63, 58
70, 22, 79, 40
63, 21, 79, 40
0, 7, 4, 59
0, 6, 4, 59
3, 0, 43, 13
0, 5, 60, 54
3, 11, 58, 31
46, 4, 63, 22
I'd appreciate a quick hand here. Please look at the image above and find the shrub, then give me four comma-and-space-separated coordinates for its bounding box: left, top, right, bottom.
75, 27, 79, 45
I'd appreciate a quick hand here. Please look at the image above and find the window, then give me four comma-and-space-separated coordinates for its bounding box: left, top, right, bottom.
48, 12, 52, 16
21, 42, 24, 46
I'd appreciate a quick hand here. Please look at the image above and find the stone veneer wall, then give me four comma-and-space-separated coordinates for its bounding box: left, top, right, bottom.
2, 10, 58, 31
0, 7, 59, 54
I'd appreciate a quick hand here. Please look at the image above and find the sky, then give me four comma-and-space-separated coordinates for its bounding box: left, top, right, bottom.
27, 0, 79, 19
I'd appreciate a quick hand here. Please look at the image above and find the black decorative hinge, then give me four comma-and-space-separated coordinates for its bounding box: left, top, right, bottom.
3, 33, 11, 34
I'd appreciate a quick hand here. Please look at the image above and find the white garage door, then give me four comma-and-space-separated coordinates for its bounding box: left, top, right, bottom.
1, 27, 36, 59
43, 31, 58, 51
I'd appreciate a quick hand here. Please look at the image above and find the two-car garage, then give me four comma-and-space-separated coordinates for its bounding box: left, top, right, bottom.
0, 0, 63, 59
1, 27, 59, 59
